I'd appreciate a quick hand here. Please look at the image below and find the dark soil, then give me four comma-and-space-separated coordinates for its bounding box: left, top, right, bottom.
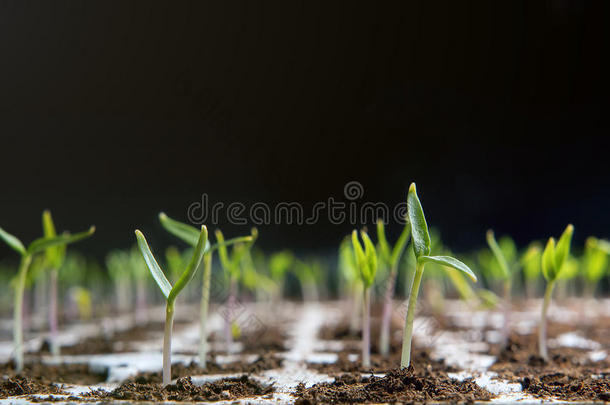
294, 366, 493, 404
86, 375, 273, 402
126, 354, 282, 384
490, 333, 610, 402
0, 376, 67, 399
0, 361, 108, 385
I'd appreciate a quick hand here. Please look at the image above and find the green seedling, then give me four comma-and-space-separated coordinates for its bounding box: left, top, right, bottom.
538, 224, 574, 360
0, 219, 94, 372
268, 250, 295, 300
582, 237, 610, 297
401, 183, 477, 368
293, 259, 325, 301
216, 228, 257, 354
376, 219, 410, 357
106, 250, 133, 313
521, 242, 542, 298
339, 237, 362, 334
159, 212, 253, 367
240, 241, 277, 301
135, 226, 208, 385
351, 229, 378, 368
486, 230, 518, 346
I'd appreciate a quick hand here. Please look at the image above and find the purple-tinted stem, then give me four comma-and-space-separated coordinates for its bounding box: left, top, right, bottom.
49, 269, 59, 357
225, 278, 236, 354
362, 287, 371, 368
379, 266, 397, 357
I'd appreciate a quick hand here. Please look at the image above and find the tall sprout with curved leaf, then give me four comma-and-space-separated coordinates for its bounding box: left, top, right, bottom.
351, 229, 378, 368
376, 219, 410, 358
538, 224, 574, 360
135, 226, 208, 385
159, 213, 253, 367
486, 230, 518, 346
0, 220, 94, 371
400, 183, 477, 368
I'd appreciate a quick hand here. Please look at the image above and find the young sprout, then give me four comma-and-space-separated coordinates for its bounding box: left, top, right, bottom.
293, 259, 324, 302
106, 250, 133, 314
135, 226, 208, 385
521, 242, 542, 298
539, 224, 574, 360
338, 237, 362, 335
216, 228, 257, 354
130, 247, 150, 325
486, 230, 518, 346
351, 229, 378, 368
268, 250, 295, 301
582, 237, 610, 298
401, 183, 477, 368
159, 213, 253, 367
0, 220, 94, 371
376, 219, 410, 358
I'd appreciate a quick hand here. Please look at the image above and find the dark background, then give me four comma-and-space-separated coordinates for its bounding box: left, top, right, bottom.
1, 0, 609, 259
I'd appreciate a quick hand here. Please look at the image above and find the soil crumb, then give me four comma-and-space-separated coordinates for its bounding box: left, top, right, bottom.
127, 354, 282, 384
0, 361, 108, 385
294, 366, 492, 404
0, 377, 66, 399
87, 375, 273, 402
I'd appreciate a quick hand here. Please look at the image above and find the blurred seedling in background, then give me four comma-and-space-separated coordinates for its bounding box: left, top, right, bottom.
338, 237, 362, 335
485, 230, 518, 347
216, 228, 257, 355
106, 250, 133, 314
159, 212, 253, 367
538, 224, 574, 360
135, 226, 208, 386
581, 237, 610, 298
0, 217, 94, 371
268, 250, 295, 301
351, 229, 378, 368
521, 242, 542, 298
401, 183, 477, 368
376, 219, 410, 358
292, 259, 325, 302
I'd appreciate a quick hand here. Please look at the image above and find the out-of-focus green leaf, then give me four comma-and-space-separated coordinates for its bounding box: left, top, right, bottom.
390, 223, 411, 269
362, 230, 378, 286
418, 255, 477, 282
376, 220, 391, 265
42, 210, 67, 270
521, 243, 542, 281
159, 212, 202, 246
407, 183, 431, 259
486, 230, 510, 279
583, 237, 608, 283
269, 251, 294, 281
0, 226, 26, 256
27, 226, 95, 255
135, 230, 172, 299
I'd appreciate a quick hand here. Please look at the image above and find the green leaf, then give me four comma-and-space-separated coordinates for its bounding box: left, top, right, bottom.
0, 226, 26, 256
27, 226, 95, 255
42, 210, 66, 269
541, 237, 557, 281
584, 237, 609, 283
215, 229, 231, 271
407, 183, 431, 258
486, 230, 510, 279
390, 223, 411, 268
554, 224, 573, 271
135, 229, 172, 299
521, 243, 542, 281
159, 212, 202, 247
361, 230, 378, 286
376, 220, 391, 264
418, 255, 478, 282
168, 225, 208, 303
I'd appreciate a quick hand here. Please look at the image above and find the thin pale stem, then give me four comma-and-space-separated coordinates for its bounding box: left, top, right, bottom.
163, 301, 175, 386
362, 287, 371, 368
199, 254, 212, 368
349, 283, 362, 335
400, 262, 424, 369
538, 281, 555, 361
225, 278, 236, 354
501, 279, 512, 347
379, 266, 397, 357
13, 255, 32, 372
49, 268, 59, 358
